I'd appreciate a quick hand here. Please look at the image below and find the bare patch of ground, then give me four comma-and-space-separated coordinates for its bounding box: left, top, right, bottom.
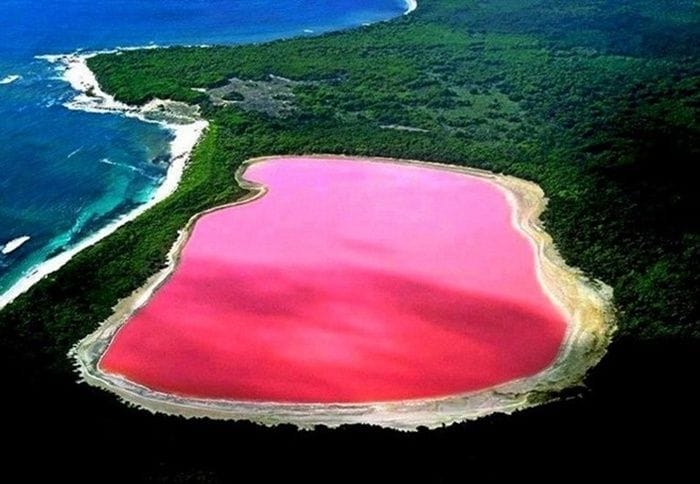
380, 124, 430, 133
205, 75, 301, 117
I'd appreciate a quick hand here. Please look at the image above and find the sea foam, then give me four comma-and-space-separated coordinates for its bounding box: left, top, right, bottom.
0, 75, 21, 85
404, 0, 418, 15
1, 236, 30, 255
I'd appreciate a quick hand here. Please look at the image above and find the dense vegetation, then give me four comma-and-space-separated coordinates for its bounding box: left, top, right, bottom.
1, 0, 698, 480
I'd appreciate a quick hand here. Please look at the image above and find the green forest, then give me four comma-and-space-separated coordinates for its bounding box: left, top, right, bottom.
1, 0, 698, 480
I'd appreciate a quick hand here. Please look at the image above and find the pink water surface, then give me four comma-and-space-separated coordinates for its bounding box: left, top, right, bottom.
100, 157, 567, 403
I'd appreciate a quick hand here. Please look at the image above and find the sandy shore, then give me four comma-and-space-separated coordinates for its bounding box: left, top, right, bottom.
0, 54, 208, 311
72, 155, 616, 431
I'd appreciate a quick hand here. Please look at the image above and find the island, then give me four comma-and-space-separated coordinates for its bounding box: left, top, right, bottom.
0, 0, 696, 479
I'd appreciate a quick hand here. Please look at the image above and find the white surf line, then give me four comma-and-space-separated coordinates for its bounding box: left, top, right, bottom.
67, 146, 83, 159
0, 52, 208, 311
404, 0, 418, 15
99, 158, 160, 181
1, 236, 31, 255
0, 75, 21, 85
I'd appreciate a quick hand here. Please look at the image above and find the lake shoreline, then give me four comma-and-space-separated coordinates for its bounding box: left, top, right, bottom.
72, 155, 616, 431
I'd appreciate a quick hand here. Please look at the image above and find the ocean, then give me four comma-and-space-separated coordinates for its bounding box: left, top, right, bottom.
0, 0, 409, 303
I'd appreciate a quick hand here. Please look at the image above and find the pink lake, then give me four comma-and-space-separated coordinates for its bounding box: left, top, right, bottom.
100, 157, 567, 403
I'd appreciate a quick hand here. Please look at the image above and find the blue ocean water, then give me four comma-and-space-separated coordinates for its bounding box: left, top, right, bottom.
0, 1, 408, 297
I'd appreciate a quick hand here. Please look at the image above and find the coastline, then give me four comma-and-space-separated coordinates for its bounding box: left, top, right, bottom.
0, 53, 208, 311
73, 155, 616, 431
0, 1, 420, 311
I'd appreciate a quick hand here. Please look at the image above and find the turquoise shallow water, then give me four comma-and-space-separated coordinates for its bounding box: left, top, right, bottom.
0, 0, 408, 296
